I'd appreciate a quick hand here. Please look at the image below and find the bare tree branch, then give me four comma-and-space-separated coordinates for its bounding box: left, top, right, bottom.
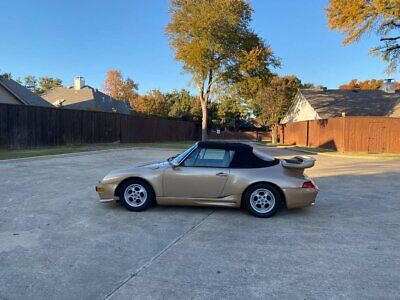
382, 20, 400, 28
380, 36, 400, 41
385, 45, 400, 52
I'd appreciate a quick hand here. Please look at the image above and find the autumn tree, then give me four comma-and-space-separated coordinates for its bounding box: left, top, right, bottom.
130, 89, 202, 121
132, 89, 171, 117
102, 70, 139, 102
326, 0, 400, 72
166, 0, 278, 140
339, 78, 400, 90
254, 75, 302, 143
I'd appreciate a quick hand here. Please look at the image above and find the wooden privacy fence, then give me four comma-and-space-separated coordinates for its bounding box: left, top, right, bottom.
0, 103, 199, 149
208, 130, 271, 141
280, 117, 400, 153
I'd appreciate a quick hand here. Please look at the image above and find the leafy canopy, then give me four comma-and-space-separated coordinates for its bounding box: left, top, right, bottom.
38, 77, 62, 94
20, 75, 63, 94
132, 89, 203, 120
253, 75, 302, 127
166, 0, 277, 86
216, 93, 248, 130
339, 78, 400, 90
166, 0, 278, 139
167, 89, 202, 120
102, 70, 139, 102
326, 0, 400, 72
132, 90, 172, 117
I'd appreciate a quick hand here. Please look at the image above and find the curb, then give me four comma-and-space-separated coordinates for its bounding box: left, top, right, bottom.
285, 148, 319, 155
317, 152, 384, 160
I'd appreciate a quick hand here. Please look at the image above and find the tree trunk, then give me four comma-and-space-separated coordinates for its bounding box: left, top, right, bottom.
271, 124, 278, 144
201, 101, 208, 141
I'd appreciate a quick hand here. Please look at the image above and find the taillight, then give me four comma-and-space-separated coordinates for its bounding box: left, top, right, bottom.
302, 180, 316, 189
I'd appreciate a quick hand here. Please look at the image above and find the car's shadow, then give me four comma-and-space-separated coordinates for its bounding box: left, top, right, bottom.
99, 200, 314, 219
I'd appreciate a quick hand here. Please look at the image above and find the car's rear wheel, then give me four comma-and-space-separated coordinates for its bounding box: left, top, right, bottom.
244, 183, 281, 218
118, 179, 155, 212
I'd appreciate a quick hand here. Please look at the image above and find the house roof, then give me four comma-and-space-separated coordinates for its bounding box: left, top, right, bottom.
41, 86, 131, 114
0, 77, 54, 108
301, 89, 400, 118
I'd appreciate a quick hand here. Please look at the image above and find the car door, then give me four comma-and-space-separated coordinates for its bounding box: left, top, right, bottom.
163, 148, 233, 198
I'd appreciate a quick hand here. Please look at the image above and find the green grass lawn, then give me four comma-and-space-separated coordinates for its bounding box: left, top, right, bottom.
0, 141, 196, 160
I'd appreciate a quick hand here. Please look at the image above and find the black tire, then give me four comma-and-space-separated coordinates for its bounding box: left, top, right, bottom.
118, 179, 155, 212
243, 183, 281, 218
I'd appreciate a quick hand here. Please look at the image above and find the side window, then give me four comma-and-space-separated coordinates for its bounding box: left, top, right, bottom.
183, 148, 233, 167
182, 148, 200, 167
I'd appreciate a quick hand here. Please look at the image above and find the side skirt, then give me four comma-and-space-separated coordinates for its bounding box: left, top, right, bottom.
156, 195, 241, 208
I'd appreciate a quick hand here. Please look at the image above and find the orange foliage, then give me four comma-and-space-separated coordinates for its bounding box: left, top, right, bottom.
339, 79, 400, 90
102, 70, 138, 101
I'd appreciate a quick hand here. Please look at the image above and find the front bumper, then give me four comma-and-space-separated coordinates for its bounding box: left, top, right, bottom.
282, 187, 319, 209
95, 182, 119, 203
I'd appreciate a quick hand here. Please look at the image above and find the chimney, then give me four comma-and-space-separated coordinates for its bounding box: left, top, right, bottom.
74, 76, 85, 90
382, 79, 396, 94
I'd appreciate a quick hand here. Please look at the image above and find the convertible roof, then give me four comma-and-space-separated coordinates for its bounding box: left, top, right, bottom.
196, 141, 279, 168
197, 141, 252, 151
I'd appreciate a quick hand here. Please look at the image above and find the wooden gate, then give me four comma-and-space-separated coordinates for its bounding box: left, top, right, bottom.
368, 123, 387, 153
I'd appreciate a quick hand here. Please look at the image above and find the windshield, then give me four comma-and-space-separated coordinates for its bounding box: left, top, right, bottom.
170, 144, 196, 165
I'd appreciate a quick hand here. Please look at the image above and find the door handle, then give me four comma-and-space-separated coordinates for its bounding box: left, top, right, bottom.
216, 172, 228, 177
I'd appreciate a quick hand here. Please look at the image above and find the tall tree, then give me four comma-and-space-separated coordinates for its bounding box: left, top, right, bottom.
326, 0, 400, 72
166, 0, 278, 140
254, 75, 302, 143
102, 70, 139, 102
22, 75, 62, 94
37, 77, 62, 94
24, 75, 38, 91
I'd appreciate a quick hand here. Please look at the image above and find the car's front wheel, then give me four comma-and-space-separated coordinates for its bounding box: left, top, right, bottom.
244, 183, 281, 218
118, 179, 155, 212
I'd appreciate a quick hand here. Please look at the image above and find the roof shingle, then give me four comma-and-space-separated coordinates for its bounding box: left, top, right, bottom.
301, 89, 400, 118
42, 86, 131, 114
0, 78, 54, 108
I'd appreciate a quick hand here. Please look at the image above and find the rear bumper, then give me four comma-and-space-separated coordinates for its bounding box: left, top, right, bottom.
95, 182, 118, 203
282, 187, 319, 209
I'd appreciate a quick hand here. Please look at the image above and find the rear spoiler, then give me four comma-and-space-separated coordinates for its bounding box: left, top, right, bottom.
281, 156, 316, 170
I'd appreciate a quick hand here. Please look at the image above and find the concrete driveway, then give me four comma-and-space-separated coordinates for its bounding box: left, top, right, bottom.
1, 146, 399, 299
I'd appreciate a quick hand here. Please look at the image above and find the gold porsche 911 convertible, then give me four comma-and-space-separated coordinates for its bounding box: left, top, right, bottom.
96, 141, 318, 218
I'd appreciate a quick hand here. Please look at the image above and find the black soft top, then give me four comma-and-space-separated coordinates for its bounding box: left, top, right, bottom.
196, 141, 279, 168
197, 141, 252, 151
